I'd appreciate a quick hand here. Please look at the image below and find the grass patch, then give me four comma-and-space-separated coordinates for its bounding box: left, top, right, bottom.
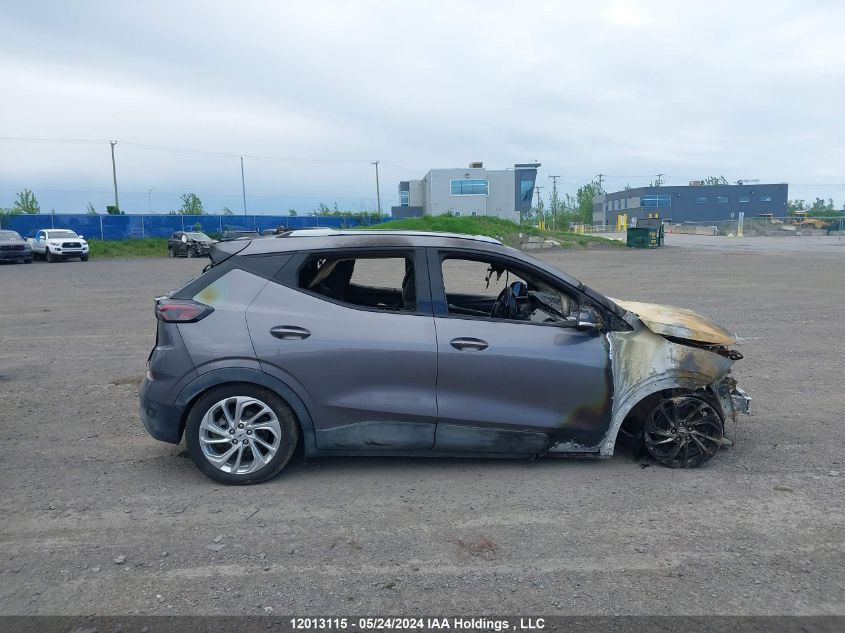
366, 215, 622, 249
87, 238, 169, 258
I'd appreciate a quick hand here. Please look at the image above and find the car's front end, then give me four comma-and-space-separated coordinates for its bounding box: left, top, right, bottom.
48, 237, 88, 260
599, 299, 751, 467
0, 232, 32, 263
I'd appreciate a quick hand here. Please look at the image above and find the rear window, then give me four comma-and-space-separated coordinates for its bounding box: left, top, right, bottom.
298, 253, 416, 312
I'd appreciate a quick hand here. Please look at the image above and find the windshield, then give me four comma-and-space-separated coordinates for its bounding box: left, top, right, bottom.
186, 232, 211, 241
48, 230, 79, 239
0, 230, 23, 241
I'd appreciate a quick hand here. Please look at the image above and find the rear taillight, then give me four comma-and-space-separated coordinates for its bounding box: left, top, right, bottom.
155, 299, 213, 323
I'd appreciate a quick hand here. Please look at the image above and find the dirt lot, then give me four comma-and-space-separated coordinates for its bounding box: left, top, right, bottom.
0, 241, 843, 617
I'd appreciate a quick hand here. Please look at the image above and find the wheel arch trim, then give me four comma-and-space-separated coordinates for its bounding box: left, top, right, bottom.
174, 367, 317, 453
598, 372, 721, 456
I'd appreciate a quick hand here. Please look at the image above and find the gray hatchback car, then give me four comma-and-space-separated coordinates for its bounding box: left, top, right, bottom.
140, 230, 750, 484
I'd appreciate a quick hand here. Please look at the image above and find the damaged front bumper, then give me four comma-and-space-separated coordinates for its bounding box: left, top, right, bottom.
731, 386, 752, 416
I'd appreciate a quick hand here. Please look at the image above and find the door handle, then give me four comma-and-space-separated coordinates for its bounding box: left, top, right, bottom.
450, 337, 488, 352
270, 325, 311, 340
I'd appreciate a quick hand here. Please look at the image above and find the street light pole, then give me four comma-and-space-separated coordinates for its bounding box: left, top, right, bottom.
371, 161, 381, 216
109, 141, 120, 212
147, 187, 155, 214
240, 156, 247, 216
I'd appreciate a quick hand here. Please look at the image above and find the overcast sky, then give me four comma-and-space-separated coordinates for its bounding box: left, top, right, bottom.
1, 0, 843, 214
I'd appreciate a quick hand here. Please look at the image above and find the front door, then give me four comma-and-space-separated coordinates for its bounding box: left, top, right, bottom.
247, 249, 438, 451
430, 250, 613, 453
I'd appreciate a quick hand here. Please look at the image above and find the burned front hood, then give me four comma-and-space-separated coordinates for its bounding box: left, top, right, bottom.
610, 299, 736, 346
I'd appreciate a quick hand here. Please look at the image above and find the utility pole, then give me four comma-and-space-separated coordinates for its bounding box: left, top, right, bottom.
109, 141, 120, 212
548, 175, 560, 230
596, 173, 606, 192
534, 185, 544, 226
371, 161, 381, 216
652, 173, 665, 187
147, 187, 155, 214
240, 156, 247, 215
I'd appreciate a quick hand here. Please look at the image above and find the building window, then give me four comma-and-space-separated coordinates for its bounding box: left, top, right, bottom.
399, 191, 409, 207
450, 179, 489, 196
717, 196, 729, 204
641, 195, 671, 208
759, 195, 772, 202
453, 211, 461, 217
738, 196, 750, 203
519, 179, 534, 203
471, 211, 477, 216
695, 196, 708, 204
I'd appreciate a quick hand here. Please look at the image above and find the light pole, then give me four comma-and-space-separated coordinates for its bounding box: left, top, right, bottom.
240, 156, 247, 216
147, 187, 155, 214
109, 141, 120, 212
371, 161, 381, 216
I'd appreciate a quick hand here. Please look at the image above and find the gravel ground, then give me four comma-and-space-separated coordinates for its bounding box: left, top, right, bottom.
0, 242, 843, 617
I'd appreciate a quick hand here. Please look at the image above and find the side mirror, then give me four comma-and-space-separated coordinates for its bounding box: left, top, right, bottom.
78, 234, 84, 239
576, 307, 603, 332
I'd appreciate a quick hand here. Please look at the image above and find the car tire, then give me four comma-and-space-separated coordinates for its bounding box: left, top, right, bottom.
81, 255, 89, 262
643, 395, 724, 469
45, 249, 55, 263
186, 246, 196, 258
168, 247, 175, 258
185, 384, 300, 485
24, 258, 32, 264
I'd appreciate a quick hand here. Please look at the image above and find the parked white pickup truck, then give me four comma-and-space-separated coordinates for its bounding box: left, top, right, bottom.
28, 229, 89, 262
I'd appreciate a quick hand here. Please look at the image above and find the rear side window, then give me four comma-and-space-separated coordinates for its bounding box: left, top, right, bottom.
298, 253, 417, 312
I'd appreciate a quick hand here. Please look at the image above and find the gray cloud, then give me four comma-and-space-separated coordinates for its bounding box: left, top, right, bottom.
1, 0, 843, 213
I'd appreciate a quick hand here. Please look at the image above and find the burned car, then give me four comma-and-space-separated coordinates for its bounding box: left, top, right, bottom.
140, 230, 750, 484
167, 231, 214, 258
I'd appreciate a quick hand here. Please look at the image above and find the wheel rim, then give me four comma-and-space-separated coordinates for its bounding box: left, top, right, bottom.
187, 248, 195, 258
199, 396, 282, 475
168, 248, 174, 257
644, 397, 723, 468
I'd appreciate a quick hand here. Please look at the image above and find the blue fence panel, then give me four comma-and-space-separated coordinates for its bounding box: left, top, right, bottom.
0, 214, 374, 240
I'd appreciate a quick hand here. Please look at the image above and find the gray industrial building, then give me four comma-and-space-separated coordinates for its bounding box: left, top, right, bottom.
391, 162, 540, 223
593, 182, 789, 226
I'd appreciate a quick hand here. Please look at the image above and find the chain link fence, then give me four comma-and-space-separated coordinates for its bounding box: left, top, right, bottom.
0, 213, 377, 240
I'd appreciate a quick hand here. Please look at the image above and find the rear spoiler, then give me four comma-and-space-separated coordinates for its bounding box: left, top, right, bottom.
208, 239, 250, 266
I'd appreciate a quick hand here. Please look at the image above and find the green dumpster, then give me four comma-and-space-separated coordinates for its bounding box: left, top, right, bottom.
626, 225, 663, 248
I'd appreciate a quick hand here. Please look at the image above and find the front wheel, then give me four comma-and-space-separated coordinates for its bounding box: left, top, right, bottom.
185, 385, 299, 485
45, 249, 55, 263
643, 395, 724, 469
81, 255, 89, 262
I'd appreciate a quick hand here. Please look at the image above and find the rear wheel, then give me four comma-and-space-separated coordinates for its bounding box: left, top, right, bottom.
186, 246, 197, 258
167, 247, 175, 258
185, 385, 299, 485
643, 395, 724, 468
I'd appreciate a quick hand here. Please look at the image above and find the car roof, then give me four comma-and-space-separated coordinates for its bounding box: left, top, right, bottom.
237, 229, 501, 254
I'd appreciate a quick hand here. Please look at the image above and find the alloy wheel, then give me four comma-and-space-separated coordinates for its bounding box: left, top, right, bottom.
643, 396, 723, 468
198, 396, 283, 475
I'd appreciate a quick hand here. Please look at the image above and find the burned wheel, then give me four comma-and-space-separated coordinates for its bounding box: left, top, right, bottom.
643, 396, 724, 469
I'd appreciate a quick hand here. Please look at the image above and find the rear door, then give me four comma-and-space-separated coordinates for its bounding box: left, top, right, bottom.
429, 249, 613, 453
247, 248, 438, 451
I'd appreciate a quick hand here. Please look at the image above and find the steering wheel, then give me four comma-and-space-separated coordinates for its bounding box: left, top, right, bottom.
491, 281, 527, 319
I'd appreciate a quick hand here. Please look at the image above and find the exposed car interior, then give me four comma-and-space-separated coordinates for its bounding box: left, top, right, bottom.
441, 257, 579, 325
299, 255, 417, 312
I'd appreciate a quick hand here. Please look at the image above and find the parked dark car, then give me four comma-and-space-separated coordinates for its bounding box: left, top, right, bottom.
140, 230, 750, 484
0, 230, 33, 264
167, 231, 214, 258
219, 230, 260, 242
